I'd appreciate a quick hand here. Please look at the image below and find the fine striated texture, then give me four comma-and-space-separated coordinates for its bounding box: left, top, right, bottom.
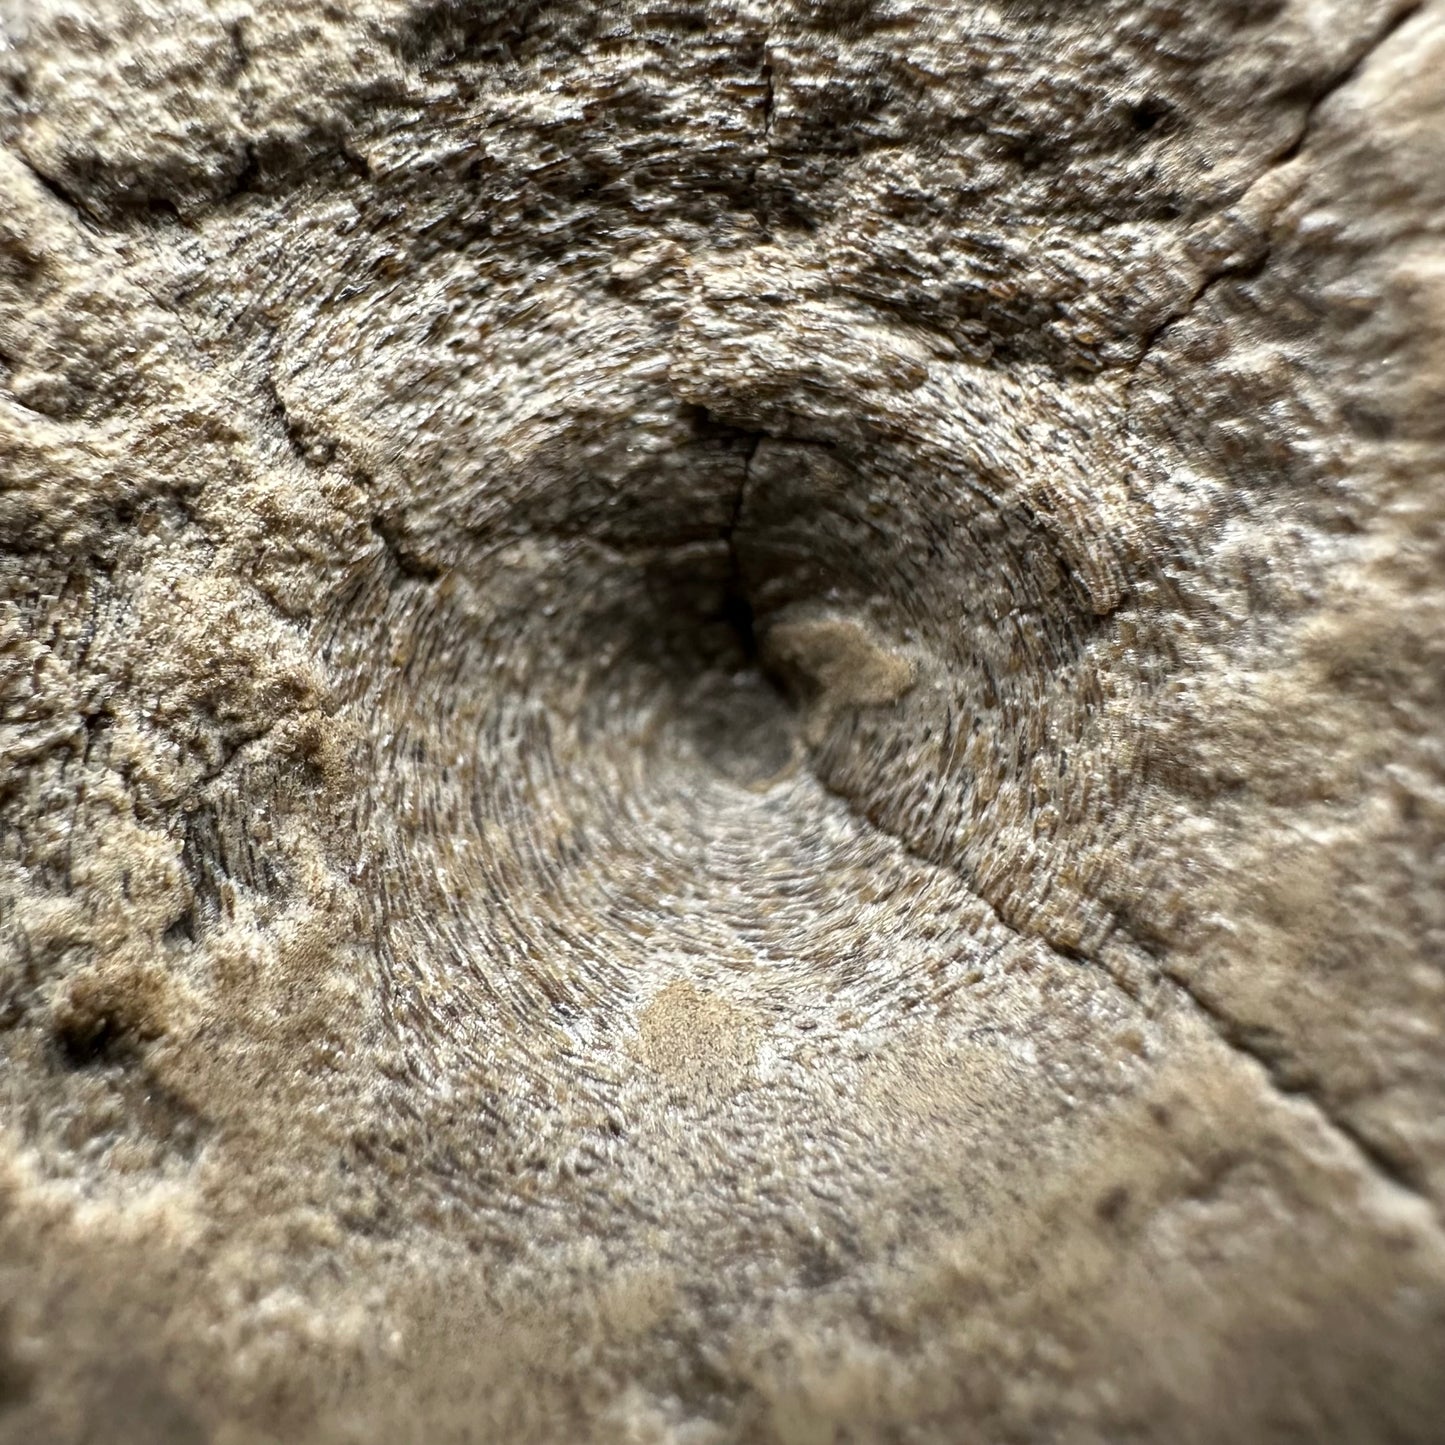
2, 2, 1444, 1441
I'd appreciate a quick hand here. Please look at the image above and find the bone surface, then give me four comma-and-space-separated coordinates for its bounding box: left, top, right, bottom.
2, 2, 1444, 1441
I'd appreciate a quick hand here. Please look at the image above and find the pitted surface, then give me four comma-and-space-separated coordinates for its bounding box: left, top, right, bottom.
2, 2, 1445, 1441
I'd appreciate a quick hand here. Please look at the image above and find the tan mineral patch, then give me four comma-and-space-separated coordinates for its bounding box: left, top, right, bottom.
634, 982, 759, 1091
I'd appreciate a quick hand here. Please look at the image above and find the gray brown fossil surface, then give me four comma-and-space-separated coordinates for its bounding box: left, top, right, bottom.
2, 1, 1444, 1440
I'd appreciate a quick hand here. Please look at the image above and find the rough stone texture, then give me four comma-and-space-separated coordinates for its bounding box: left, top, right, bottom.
1, 1, 1444, 1441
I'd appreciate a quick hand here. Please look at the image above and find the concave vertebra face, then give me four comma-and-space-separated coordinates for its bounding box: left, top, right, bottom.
1, 1, 1444, 1441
